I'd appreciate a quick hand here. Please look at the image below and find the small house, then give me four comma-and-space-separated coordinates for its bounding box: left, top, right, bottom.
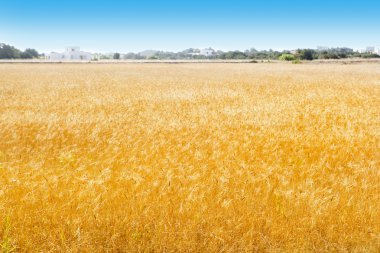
47, 47, 92, 61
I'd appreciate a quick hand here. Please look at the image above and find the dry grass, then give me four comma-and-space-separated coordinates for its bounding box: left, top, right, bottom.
0, 63, 379, 252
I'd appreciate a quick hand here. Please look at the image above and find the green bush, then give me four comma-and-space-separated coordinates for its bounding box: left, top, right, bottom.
279, 54, 296, 61
297, 49, 315, 60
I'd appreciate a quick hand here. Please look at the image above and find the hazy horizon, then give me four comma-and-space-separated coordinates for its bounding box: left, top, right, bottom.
1, 0, 380, 53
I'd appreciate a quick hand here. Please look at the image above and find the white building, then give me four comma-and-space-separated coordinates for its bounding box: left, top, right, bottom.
200, 48, 215, 57
365, 46, 376, 54
360, 46, 380, 55
47, 47, 92, 61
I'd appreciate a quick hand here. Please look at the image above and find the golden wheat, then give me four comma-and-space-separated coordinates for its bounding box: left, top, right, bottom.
0, 63, 379, 252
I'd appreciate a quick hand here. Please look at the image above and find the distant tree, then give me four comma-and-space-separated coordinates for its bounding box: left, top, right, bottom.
247, 48, 261, 59
113, 53, 120, 60
220, 51, 248, 59
123, 52, 144, 60
123, 53, 133, 59
0, 43, 22, 59
360, 53, 380, 59
318, 51, 338, 59
297, 49, 316, 60
21, 48, 39, 59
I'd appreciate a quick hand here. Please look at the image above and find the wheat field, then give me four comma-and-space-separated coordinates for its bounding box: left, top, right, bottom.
0, 63, 379, 252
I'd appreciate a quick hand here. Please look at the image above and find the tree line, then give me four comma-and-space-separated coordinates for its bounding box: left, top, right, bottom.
0, 43, 41, 59
115, 48, 380, 61
280, 48, 380, 61
2, 42, 379, 61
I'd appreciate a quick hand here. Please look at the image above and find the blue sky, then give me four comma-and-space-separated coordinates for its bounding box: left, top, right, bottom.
1, 0, 379, 53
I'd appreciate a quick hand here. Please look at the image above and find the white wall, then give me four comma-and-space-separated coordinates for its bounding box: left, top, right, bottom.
365, 47, 375, 53
200, 49, 214, 56
63, 51, 92, 60
48, 48, 92, 60
48, 52, 64, 60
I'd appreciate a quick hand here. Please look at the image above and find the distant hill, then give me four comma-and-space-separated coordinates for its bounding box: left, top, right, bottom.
139, 50, 158, 58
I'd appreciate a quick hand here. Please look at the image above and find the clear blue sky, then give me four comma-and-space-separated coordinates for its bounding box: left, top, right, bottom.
1, 0, 379, 53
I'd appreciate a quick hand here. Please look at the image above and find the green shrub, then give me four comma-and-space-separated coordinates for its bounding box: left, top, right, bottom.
279, 54, 296, 61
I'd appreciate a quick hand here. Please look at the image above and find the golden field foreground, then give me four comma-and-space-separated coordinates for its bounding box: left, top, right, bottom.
0, 63, 379, 252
